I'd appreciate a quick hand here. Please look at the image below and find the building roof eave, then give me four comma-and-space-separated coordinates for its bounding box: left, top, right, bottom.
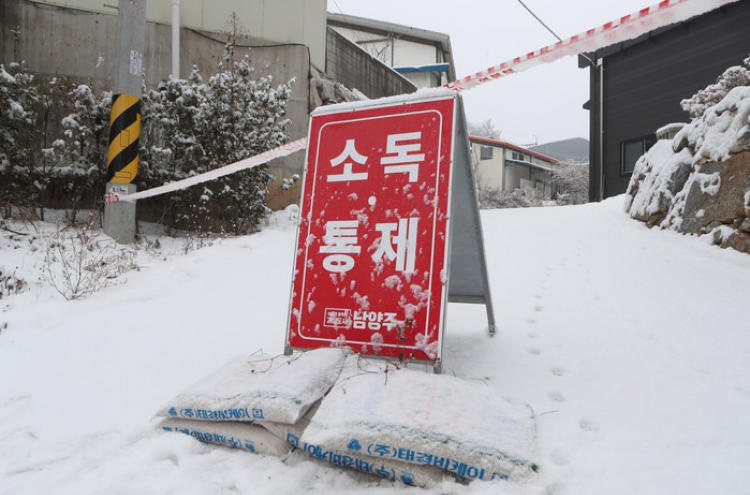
505, 159, 554, 173
470, 135, 559, 164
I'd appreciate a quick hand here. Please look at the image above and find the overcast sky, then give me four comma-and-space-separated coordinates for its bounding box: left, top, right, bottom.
327, 0, 676, 146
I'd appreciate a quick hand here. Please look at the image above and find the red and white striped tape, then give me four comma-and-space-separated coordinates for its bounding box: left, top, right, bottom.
104, 138, 307, 204
444, 0, 739, 92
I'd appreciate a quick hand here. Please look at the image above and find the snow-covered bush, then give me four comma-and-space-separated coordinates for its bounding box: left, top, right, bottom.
0, 28, 111, 220
478, 186, 545, 209
0, 57, 39, 210
140, 51, 292, 235
551, 162, 589, 205
22, 78, 110, 221
673, 84, 750, 165
57, 84, 112, 215
680, 55, 750, 118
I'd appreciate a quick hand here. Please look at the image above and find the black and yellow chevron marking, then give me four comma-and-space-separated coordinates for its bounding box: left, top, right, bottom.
107, 94, 141, 184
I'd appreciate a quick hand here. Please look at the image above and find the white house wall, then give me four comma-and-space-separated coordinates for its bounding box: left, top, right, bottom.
475, 160, 504, 191
505, 163, 529, 192
473, 146, 505, 192
28, 0, 327, 68
392, 39, 445, 86
329, 27, 393, 64
401, 71, 433, 88
329, 25, 444, 87
391, 38, 438, 67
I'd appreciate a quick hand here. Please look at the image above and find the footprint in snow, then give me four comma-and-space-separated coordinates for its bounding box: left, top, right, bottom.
549, 449, 572, 466
544, 481, 569, 495
551, 366, 567, 377
579, 418, 601, 432
548, 391, 565, 402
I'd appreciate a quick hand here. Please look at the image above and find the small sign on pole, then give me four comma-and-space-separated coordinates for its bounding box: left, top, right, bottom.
286, 91, 494, 370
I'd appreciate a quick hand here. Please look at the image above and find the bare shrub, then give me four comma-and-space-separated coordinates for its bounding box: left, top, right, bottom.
42, 217, 137, 300
552, 162, 589, 205
478, 186, 545, 209
0, 267, 26, 300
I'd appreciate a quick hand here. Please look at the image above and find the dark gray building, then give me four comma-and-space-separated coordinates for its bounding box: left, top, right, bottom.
581, 0, 750, 201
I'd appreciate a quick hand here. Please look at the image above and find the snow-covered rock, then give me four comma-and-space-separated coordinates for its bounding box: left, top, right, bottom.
625, 79, 750, 253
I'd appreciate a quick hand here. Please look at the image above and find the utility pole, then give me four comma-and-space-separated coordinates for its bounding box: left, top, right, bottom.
103, 0, 147, 244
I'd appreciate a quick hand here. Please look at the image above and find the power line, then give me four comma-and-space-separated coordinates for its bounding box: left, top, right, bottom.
517, 0, 562, 42
517, 0, 595, 66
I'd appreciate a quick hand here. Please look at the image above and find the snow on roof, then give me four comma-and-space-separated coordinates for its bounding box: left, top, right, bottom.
469, 135, 559, 164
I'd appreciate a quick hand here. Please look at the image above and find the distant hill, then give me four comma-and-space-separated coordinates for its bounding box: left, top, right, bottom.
529, 138, 589, 163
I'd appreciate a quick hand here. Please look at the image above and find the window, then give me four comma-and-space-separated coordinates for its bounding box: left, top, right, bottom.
480, 146, 493, 160
512, 151, 526, 161
621, 134, 657, 175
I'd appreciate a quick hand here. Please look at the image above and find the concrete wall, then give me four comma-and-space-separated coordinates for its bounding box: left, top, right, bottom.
1, 0, 310, 206
11, 0, 327, 68
325, 27, 416, 99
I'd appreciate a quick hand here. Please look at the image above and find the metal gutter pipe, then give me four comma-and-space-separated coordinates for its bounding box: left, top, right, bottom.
172, 0, 180, 79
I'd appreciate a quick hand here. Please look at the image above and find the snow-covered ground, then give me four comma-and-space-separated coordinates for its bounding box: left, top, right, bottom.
1, 197, 748, 495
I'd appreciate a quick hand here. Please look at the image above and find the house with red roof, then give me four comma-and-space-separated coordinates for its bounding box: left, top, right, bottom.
469, 136, 562, 200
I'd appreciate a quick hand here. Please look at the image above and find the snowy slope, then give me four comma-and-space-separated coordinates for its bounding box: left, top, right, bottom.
1, 197, 748, 495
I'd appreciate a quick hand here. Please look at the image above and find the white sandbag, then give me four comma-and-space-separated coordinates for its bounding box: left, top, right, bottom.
260, 402, 449, 488
300, 355, 538, 482
158, 418, 292, 457
155, 348, 350, 424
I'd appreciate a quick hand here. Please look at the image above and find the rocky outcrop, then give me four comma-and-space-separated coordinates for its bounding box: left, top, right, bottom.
680, 153, 750, 233
627, 149, 750, 254
625, 85, 750, 255
625, 141, 693, 228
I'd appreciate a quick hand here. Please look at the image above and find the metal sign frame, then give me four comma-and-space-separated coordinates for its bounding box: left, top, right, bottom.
447, 97, 495, 335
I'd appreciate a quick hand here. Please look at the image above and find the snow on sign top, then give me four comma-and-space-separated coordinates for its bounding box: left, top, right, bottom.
286, 95, 457, 364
